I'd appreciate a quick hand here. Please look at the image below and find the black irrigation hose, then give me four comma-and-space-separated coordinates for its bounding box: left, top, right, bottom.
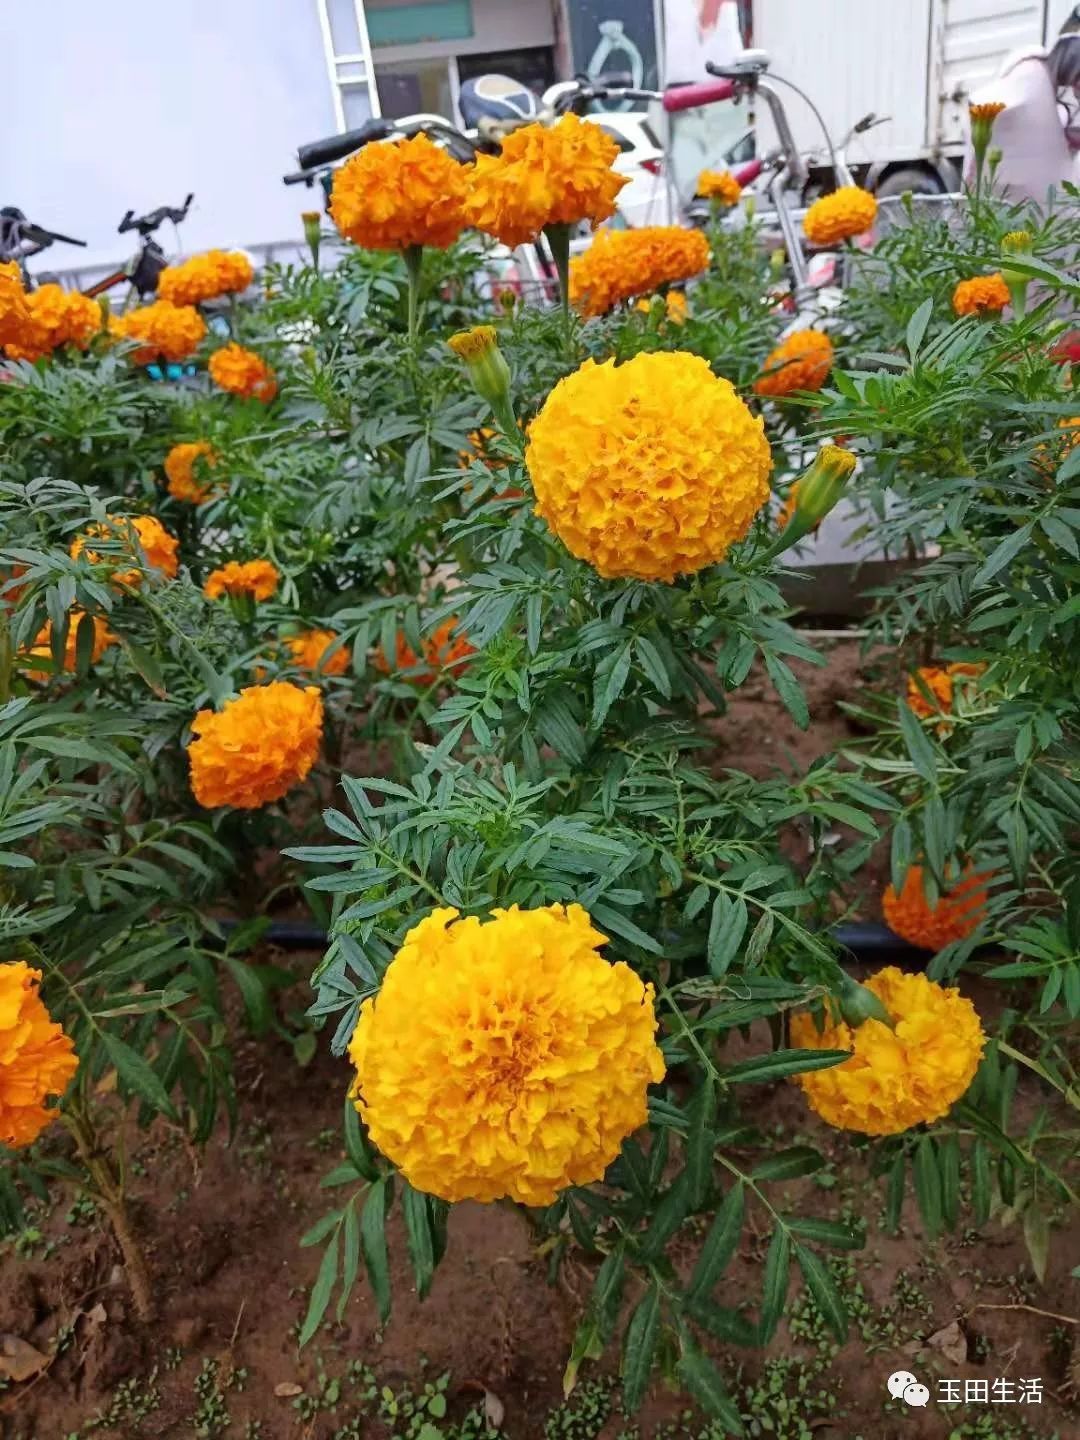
216, 917, 924, 963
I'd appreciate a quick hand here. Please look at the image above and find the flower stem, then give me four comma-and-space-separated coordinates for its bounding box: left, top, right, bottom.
404, 244, 424, 345
544, 223, 573, 359
62, 1103, 154, 1321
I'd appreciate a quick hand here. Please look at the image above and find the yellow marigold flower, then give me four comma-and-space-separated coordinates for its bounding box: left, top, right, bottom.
158, 250, 254, 306
952, 273, 1010, 316
164, 441, 221, 505
465, 114, 629, 249
348, 904, 665, 1204
22, 611, 115, 681
0, 261, 33, 352
0, 963, 78, 1148
70, 515, 180, 587
1035, 415, 1080, 474
526, 351, 771, 582
284, 628, 350, 677
755, 328, 834, 398
188, 682, 323, 809
790, 966, 984, 1135
4, 285, 103, 362
696, 169, 743, 206
374, 617, 476, 684
204, 558, 280, 602
109, 300, 206, 364
208, 342, 277, 402
907, 662, 985, 720
569, 226, 710, 316
882, 864, 988, 951
634, 290, 689, 325
330, 132, 468, 251
803, 186, 877, 246
1001, 229, 1032, 255
969, 101, 1006, 124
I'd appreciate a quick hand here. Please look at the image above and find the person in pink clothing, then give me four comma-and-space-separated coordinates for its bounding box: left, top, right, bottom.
964, 33, 1080, 205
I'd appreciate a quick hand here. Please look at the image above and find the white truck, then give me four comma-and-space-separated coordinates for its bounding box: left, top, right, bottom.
750, 0, 1079, 195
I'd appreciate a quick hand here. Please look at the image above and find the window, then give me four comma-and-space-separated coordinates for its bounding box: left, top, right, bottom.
366, 0, 473, 48
375, 56, 455, 120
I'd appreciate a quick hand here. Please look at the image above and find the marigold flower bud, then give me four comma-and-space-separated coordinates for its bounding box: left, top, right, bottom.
773, 445, 856, 551
448, 326, 516, 438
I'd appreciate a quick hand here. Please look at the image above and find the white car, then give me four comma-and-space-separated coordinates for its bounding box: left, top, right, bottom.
588, 111, 675, 229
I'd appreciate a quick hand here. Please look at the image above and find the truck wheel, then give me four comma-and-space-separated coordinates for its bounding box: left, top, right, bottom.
873, 167, 946, 199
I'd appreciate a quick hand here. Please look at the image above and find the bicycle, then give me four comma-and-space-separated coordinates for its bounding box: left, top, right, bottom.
1, 196, 194, 302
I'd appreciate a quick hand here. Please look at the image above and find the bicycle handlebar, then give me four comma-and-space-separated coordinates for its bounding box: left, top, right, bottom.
662, 78, 737, 113
118, 195, 194, 236
296, 119, 394, 171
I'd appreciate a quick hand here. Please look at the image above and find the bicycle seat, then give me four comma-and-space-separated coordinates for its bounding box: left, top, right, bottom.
707, 49, 771, 80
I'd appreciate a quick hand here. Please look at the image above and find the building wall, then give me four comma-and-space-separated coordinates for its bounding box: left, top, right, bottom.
6, 0, 338, 271
367, 0, 555, 65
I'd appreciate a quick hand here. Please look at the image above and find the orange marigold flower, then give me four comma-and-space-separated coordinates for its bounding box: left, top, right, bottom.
952, 273, 1010, 317
375, 617, 475, 684
755, 328, 834, 397
0, 261, 33, 352
882, 864, 989, 951
204, 559, 280, 602
696, 169, 743, 205
188, 682, 323, 810
284, 628, 350, 676
0, 962, 78, 1149
208, 343, 277, 401
70, 515, 180, 587
330, 132, 469, 251
465, 114, 629, 249
969, 101, 1006, 124
109, 300, 206, 364
790, 967, 984, 1135
157, 250, 254, 306
164, 441, 221, 505
22, 611, 115, 681
906, 662, 985, 719
803, 186, 877, 246
1035, 415, 1080, 474
569, 226, 710, 316
5, 285, 102, 362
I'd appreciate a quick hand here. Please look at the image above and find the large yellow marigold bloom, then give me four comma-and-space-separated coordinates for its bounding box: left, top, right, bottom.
803, 186, 877, 246
0, 261, 33, 352
203, 558, 280, 602
284, 628, 350, 676
158, 250, 254, 305
70, 515, 180, 587
208, 342, 277, 402
907, 662, 984, 720
696, 169, 742, 205
755, 328, 834, 397
882, 865, 988, 951
23, 611, 115, 681
526, 351, 772, 582
109, 300, 206, 364
188, 682, 323, 809
164, 440, 221, 505
5, 285, 102, 362
465, 114, 629, 249
569, 226, 710, 316
952, 273, 1010, 316
348, 904, 665, 1204
0, 962, 78, 1149
330, 132, 469, 250
790, 967, 984, 1135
